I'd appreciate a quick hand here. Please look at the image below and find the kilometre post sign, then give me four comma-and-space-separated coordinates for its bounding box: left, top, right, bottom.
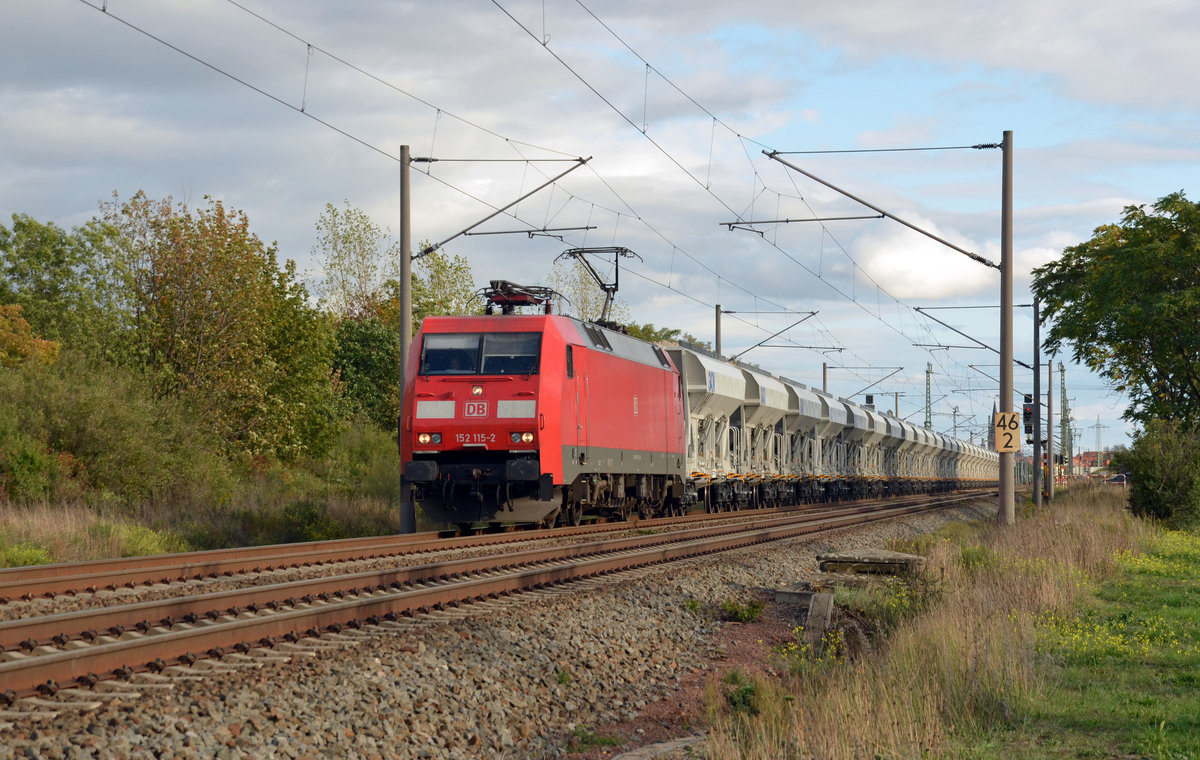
993, 411, 1021, 453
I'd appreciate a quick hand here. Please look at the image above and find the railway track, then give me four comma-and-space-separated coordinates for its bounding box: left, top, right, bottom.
0, 492, 988, 602
0, 492, 990, 704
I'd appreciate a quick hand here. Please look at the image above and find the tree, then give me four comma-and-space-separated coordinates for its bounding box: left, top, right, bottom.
1032, 192, 1200, 427
0, 214, 128, 356
545, 255, 630, 324
0, 305, 59, 367
625, 321, 712, 350
313, 201, 401, 320
332, 318, 402, 429
0, 214, 81, 342
1109, 419, 1200, 529
376, 245, 481, 334
100, 191, 338, 461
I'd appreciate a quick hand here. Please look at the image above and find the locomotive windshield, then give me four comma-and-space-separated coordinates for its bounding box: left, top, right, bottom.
420, 332, 541, 375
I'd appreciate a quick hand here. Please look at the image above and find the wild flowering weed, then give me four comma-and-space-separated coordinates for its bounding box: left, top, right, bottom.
834, 577, 919, 631
767, 625, 846, 677
1035, 611, 1131, 664
1036, 609, 1200, 664
1115, 530, 1200, 577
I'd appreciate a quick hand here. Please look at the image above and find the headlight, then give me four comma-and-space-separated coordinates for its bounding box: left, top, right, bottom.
417, 433, 442, 444
521, 432, 534, 443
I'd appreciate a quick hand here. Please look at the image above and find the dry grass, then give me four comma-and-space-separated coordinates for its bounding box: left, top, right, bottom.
0, 500, 189, 565
703, 485, 1148, 759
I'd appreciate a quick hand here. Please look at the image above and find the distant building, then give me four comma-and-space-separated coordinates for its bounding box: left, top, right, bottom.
1073, 450, 1111, 473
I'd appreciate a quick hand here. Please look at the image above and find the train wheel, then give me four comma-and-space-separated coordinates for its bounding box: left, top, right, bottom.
562, 502, 583, 527
615, 500, 633, 521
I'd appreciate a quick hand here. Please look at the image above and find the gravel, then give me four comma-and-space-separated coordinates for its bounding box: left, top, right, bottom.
0, 500, 997, 760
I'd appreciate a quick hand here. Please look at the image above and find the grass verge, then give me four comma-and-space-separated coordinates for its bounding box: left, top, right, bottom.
701, 485, 1198, 759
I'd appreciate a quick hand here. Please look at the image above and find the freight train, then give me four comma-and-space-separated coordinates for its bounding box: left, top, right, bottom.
400, 281, 999, 529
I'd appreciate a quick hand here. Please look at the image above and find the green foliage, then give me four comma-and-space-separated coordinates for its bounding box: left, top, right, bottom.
0, 213, 129, 361
1017, 528, 1200, 758
311, 420, 401, 501
313, 201, 401, 320
769, 626, 847, 677
0, 350, 235, 508
84, 521, 191, 557
411, 247, 481, 326
181, 421, 399, 548
685, 597, 703, 614
624, 321, 712, 350
721, 668, 759, 714
960, 544, 1002, 572
260, 258, 340, 461
375, 245, 481, 333
1111, 419, 1200, 529
1032, 191, 1200, 427
333, 317, 402, 429
555, 667, 573, 685
719, 598, 766, 623
0, 213, 95, 344
94, 191, 338, 462
0, 540, 53, 567
0, 429, 51, 503
568, 725, 622, 750
834, 578, 926, 631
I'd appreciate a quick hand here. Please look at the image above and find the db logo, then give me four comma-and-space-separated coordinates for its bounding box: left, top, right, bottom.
464, 401, 488, 417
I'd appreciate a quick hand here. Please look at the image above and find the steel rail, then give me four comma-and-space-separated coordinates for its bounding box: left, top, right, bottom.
0, 490, 991, 599
0, 494, 987, 699
0, 496, 944, 651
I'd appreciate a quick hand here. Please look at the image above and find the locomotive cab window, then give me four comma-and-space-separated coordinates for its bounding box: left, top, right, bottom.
419, 332, 541, 375
420, 333, 480, 375
481, 332, 541, 375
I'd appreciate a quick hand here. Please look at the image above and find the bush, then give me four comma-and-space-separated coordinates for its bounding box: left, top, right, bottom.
720, 598, 766, 623
1113, 419, 1200, 529
0, 429, 54, 502
0, 351, 236, 510
0, 540, 53, 567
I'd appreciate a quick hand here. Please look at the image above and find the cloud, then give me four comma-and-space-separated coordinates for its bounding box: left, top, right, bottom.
853, 218, 995, 300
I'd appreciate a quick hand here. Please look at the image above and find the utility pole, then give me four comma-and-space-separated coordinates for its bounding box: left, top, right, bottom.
924, 362, 932, 429
999, 130, 1015, 525
1060, 362, 1069, 481
1032, 299, 1041, 509
398, 145, 416, 534
1046, 359, 1054, 501
715, 304, 722, 357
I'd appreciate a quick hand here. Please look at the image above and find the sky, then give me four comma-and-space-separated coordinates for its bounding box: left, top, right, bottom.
4, 0, 1199, 457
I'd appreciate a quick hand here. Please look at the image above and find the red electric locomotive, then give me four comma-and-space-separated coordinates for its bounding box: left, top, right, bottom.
400, 282, 688, 528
